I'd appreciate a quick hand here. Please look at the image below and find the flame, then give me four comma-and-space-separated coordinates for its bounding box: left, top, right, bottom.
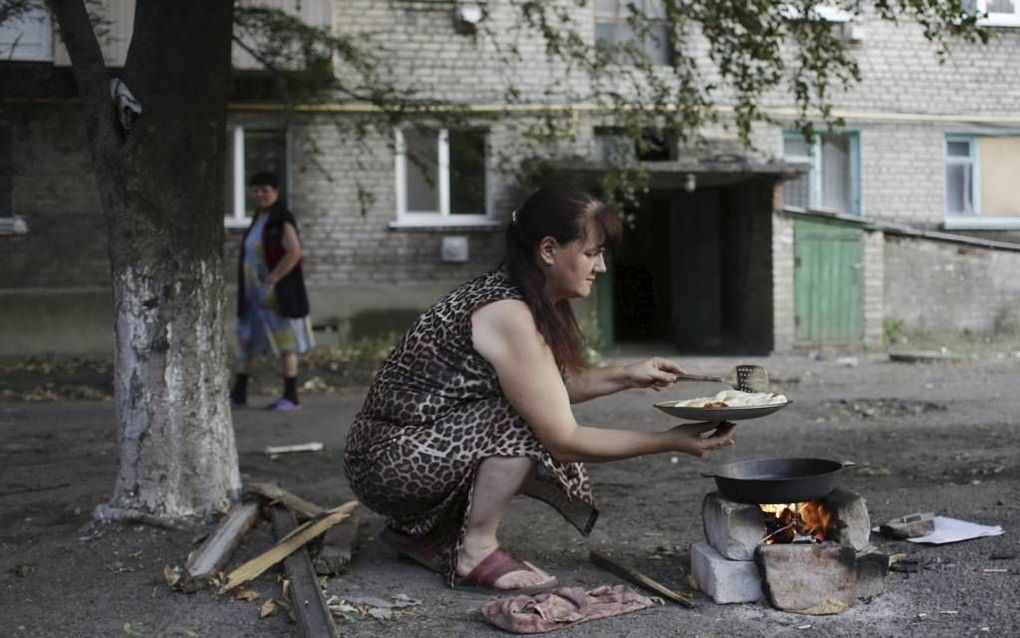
759, 501, 834, 543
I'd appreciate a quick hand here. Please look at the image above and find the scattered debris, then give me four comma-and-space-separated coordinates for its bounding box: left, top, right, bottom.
260, 598, 279, 619
175, 502, 260, 592
905, 517, 1003, 545
314, 509, 360, 576
989, 552, 1016, 560
823, 398, 946, 419
888, 350, 967, 363
9, 563, 35, 577
264, 442, 325, 457
233, 588, 260, 602
589, 550, 694, 608
219, 501, 358, 593
834, 356, 859, 367
939, 610, 959, 615
879, 513, 936, 539
247, 482, 325, 519
327, 594, 421, 621
982, 568, 1009, 574
269, 507, 340, 638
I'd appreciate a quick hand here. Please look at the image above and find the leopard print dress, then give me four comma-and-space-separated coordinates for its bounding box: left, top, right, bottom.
344, 269, 598, 585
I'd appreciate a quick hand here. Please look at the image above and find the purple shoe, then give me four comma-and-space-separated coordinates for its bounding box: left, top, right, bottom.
265, 398, 301, 412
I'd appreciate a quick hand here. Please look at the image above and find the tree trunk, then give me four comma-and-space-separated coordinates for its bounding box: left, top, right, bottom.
52, 0, 240, 522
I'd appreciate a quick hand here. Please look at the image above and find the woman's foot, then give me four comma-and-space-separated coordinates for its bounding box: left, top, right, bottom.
456, 539, 556, 591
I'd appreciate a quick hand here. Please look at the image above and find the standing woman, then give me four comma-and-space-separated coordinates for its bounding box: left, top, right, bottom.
344, 185, 736, 593
230, 172, 314, 412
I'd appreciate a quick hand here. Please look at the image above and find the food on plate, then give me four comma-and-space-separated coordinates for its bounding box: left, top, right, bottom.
669, 389, 788, 409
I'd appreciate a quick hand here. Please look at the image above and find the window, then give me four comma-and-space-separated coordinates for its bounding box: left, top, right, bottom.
595, 0, 672, 65
969, 0, 1020, 26
0, 7, 53, 62
225, 126, 289, 227
595, 127, 676, 162
944, 134, 1020, 229
782, 130, 861, 216
394, 127, 491, 226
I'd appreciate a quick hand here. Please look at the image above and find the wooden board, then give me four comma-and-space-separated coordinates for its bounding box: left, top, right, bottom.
270, 507, 340, 638
183, 502, 259, 590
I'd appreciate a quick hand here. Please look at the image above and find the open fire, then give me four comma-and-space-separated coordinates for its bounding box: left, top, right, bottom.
759, 501, 834, 543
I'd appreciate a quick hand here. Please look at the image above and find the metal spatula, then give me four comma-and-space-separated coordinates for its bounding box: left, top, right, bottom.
674, 364, 769, 393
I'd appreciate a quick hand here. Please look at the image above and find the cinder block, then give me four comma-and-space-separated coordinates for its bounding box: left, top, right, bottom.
755, 544, 858, 614
690, 541, 763, 604
702, 492, 766, 560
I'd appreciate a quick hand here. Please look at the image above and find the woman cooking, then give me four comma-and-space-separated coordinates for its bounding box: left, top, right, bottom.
343, 185, 736, 593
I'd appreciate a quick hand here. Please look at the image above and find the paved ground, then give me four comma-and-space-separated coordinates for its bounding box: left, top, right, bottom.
1, 352, 1018, 637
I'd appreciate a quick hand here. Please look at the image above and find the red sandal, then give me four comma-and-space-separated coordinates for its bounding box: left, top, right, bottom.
379, 528, 444, 574
453, 548, 558, 594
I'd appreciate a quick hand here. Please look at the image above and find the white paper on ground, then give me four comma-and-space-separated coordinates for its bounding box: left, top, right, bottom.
904, 516, 1003, 544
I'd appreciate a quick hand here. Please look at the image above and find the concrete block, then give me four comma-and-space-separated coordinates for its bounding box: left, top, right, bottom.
856, 551, 888, 600
820, 488, 871, 550
755, 544, 858, 615
690, 541, 763, 604
702, 492, 766, 560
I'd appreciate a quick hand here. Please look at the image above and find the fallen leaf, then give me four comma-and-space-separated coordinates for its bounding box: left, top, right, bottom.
260, 598, 278, 619
234, 588, 260, 602
122, 622, 144, 636
163, 565, 182, 589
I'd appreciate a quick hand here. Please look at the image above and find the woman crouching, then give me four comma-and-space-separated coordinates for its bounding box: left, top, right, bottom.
343, 185, 736, 593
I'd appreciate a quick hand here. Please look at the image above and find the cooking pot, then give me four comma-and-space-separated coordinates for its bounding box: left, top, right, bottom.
701, 457, 853, 504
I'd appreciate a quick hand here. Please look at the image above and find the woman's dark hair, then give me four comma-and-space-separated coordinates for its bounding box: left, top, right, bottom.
504, 185, 622, 371
249, 171, 280, 189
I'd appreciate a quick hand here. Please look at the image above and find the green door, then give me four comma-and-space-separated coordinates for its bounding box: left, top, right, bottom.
794, 217, 864, 344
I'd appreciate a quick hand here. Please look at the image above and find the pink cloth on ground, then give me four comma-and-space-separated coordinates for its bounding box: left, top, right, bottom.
480, 584, 657, 634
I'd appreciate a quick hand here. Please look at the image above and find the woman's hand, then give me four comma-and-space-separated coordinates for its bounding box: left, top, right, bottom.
667, 421, 736, 457
624, 357, 686, 391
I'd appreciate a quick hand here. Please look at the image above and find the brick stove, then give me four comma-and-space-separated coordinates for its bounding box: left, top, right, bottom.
691, 488, 888, 614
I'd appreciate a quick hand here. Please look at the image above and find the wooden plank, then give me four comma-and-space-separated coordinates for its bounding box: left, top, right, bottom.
270, 507, 340, 638
184, 502, 260, 588
589, 550, 695, 608
247, 482, 325, 519
219, 500, 358, 593
313, 508, 359, 576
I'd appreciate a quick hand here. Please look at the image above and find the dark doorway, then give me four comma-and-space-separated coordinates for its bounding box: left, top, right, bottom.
613, 195, 673, 342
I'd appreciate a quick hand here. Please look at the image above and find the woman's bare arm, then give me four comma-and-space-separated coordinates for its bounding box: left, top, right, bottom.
564, 357, 685, 403
472, 300, 734, 463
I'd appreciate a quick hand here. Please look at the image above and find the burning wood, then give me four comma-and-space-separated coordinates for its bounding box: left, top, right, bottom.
760, 501, 834, 544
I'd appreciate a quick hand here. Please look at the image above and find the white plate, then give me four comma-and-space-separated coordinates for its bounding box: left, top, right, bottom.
654, 400, 793, 421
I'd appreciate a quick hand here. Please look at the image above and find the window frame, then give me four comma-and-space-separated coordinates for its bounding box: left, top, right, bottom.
943, 134, 1020, 230
224, 125, 291, 229
973, 0, 1020, 27
593, 0, 673, 67
781, 129, 862, 216
391, 126, 496, 229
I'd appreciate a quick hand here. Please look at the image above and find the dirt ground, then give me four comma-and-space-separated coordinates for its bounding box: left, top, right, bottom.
1, 352, 1019, 637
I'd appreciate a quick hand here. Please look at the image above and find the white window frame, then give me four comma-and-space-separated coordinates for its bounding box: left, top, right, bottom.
224, 125, 291, 228
781, 130, 862, 216
391, 127, 496, 229
944, 134, 1020, 230
973, 0, 1020, 27
0, 7, 54, 62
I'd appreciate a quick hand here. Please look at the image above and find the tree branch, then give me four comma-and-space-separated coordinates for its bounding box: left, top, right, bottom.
48, 0, 116, 147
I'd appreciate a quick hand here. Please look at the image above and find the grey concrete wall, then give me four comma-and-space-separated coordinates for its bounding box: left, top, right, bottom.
884, 235, 1020, 336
